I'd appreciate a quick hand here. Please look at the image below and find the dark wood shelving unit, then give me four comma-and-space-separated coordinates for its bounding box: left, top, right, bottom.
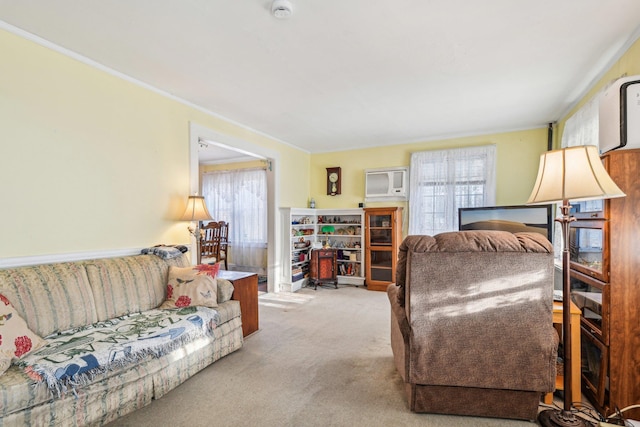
570, 148, 640, 418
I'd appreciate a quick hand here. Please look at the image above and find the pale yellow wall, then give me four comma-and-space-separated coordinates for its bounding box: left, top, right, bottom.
310, 127, 549, 213
3, 25, 638, 259
557, 37, 640, 144
0, 29, 309, 258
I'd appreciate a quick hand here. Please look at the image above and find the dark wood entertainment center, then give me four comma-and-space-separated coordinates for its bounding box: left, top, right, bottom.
569, 148, 640, 418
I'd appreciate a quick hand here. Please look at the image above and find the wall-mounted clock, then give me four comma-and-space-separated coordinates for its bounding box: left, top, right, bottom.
326, 167, 341, 196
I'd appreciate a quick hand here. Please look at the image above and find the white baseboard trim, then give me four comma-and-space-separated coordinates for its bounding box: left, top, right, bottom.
0, 248, 144, 269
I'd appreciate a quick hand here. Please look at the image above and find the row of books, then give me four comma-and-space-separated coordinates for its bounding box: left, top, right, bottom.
338, 263, 360, 276
291, 267, 307, 282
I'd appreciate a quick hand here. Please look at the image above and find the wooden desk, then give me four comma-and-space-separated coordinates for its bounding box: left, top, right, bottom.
218, 271, 259, 337
545, 301, 581, 404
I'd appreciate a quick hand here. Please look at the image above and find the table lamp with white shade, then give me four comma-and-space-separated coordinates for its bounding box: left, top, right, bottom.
180, 194, 213, 264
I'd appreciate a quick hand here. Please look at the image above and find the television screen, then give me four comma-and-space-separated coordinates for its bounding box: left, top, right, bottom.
458, 205, 553, 242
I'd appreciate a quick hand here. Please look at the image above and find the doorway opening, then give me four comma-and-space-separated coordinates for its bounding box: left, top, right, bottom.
189, 122, 281, 293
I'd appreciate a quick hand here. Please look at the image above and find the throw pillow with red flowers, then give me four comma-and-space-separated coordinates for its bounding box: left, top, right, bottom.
160, 266, 219, 309
0, 294, 45, 375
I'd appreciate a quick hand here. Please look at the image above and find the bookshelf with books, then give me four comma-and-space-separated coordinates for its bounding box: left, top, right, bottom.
280, 208, 365, 292
316, 209, 365, 287
280, 208, 316, 292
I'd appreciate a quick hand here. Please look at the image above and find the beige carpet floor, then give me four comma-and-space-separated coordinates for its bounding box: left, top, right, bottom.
111, 285, 545, 427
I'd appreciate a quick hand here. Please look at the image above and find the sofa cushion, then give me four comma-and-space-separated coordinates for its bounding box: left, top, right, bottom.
160, 265, 219, 309
213, 300, 241, 324
0, 294, 46, 375
0, 363, 57, 419
0, 262, 98, 337
84, 254, 188, 322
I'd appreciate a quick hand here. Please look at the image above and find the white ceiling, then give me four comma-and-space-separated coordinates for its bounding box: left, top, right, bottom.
2, 1, 640, 154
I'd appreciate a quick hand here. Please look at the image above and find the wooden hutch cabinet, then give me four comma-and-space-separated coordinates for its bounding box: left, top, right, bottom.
309, 249, 338, 289
569, 148, 640, 418
364, 207, 403, 292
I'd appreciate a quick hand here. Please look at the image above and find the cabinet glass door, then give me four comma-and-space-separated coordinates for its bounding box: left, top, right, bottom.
368, 214, 392, 245
581, 326, 609, 408
369, 249, 393, 282
570, 228, 603, 270
570, 270, 609, 345
569, 219, 608, 282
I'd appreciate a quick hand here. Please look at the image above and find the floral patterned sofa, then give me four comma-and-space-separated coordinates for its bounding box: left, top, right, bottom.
0, 253, 243, 426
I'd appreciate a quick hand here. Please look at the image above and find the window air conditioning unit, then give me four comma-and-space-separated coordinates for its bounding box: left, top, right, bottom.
365, 167, 408, 201
599, 75, 640, 153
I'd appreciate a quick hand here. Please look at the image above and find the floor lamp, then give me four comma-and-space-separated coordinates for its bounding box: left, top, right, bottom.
527, 146, 625, 427
180, 195, 213, 264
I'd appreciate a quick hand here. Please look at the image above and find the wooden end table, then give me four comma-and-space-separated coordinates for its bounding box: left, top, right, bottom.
544, 300, 581, 405
217, 270, 259, 337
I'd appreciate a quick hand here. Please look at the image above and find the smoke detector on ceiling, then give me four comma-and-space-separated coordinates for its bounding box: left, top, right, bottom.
272, 0, 293, 19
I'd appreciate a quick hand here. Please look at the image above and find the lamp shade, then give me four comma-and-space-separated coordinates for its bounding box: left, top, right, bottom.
180, 195, 213, 221
527, 145, 625, 205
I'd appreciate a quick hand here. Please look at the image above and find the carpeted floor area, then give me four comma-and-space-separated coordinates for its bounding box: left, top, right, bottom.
111, 285, 541, 427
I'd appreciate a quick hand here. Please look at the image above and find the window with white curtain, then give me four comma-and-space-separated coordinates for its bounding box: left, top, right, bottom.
553, 91, 604, 258
409, 145, 496, 236
201, 167, 267, 274
561, 92, 601, 149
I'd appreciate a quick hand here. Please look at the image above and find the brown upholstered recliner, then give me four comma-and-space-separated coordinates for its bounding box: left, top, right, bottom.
387, 230, 557, 421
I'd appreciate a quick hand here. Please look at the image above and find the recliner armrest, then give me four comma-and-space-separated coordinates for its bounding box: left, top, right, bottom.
387, 284, 410, 341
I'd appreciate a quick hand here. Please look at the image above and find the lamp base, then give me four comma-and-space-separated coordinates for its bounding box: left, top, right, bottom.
538, 409, 592, 427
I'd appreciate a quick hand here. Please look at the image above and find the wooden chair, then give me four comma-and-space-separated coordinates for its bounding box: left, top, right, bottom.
200, 221, 229, 269
200, 221, 221, 265
218, 221, 229, 270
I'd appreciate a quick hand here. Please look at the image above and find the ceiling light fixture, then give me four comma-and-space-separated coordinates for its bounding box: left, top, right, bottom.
272, 0, 293, 19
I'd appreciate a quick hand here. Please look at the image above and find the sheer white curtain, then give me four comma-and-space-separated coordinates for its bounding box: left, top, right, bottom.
409, 145, 496, 236
561, 93, 601, 149
201, 168, 267, 274
553, 91, 604, 257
